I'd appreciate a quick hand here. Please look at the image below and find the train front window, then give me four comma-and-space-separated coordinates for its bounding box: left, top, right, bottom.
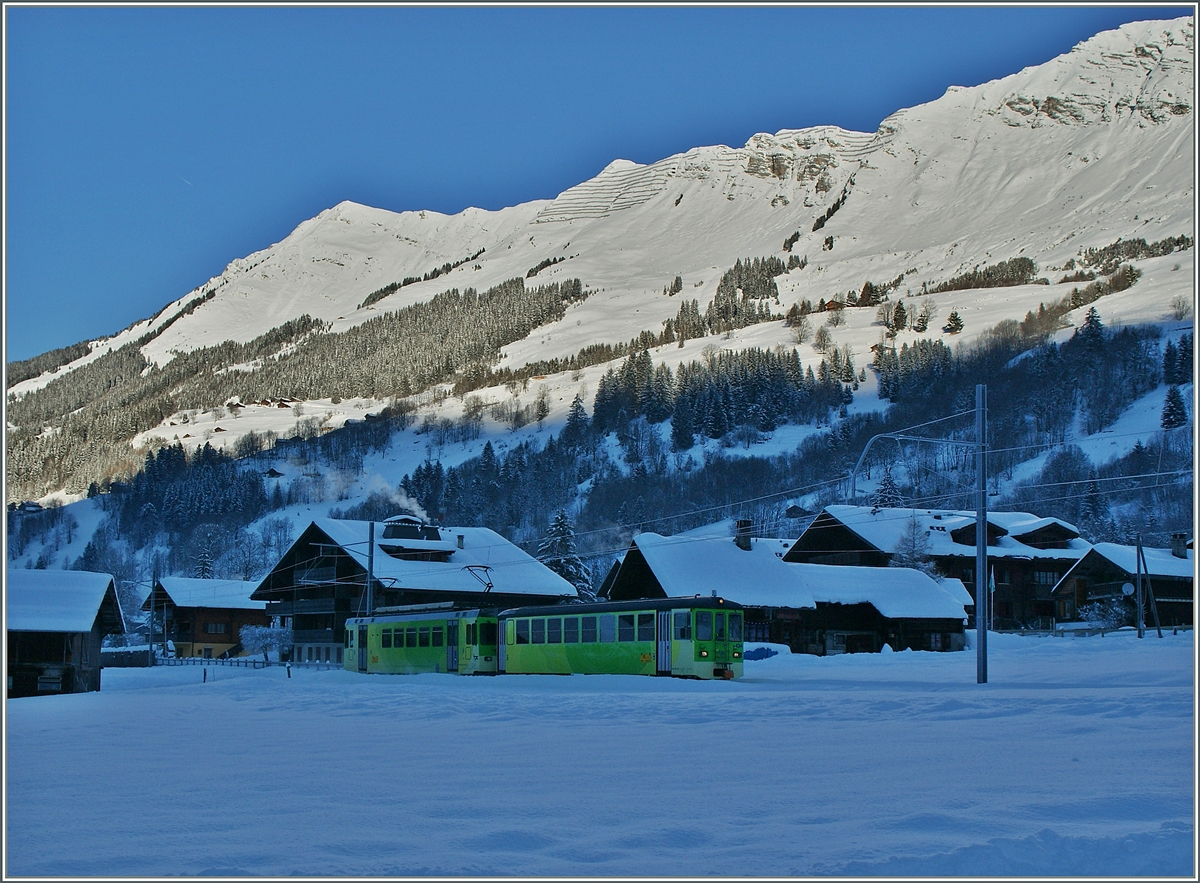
547, 618, 562, 643
564, 617, 579, 643
515, 619, 530, 644
345, 630, 353, 648
381, 629, 392, 649
598, 614, 616, 643
466, 623, 477, 645
715, 612, 726, 642
531, 619, 546, 644
729, 612, 743, 642
696, 610, 713, 641
617, 614, 635, 642
582, 616, 598, 643
673, 612, 690, 640
637, 613, 654, 642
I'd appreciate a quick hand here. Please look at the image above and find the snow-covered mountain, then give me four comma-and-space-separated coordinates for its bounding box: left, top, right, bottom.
11, 16, 1191, 395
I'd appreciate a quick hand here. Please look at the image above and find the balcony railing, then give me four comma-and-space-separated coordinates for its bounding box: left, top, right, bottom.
265, 599, 337, 616
296, 566, 337, 585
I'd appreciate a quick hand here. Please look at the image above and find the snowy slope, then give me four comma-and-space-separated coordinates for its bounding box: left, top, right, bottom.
9, 16, 1192, 399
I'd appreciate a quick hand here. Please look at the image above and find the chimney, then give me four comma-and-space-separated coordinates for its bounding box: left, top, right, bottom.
734, 519, 752, 551
1171, 532, 1188, 559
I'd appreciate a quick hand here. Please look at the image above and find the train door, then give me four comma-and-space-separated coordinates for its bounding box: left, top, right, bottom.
357, 626, 368, 672
656, 611, 672, 674
446, 621, 459, 672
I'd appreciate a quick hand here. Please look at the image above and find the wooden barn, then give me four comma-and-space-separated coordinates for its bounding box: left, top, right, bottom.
785, 506, 1092, 630
142, 577, 268, 659
252, 516, 577, 664
1052, 537, 1194, 626
604, 522, 967, 655
7, 569, 125, 698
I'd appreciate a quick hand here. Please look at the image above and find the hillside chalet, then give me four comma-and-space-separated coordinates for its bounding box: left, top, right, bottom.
604, 522, 967, 654
252, 516, 577, 664
1052, 536, 1194, 626
142, 577, 268, 659
784, 506, 1092, 629
7, 569, 125, 697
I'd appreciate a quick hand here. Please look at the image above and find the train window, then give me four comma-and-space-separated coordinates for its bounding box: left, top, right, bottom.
345, 629, 352, 648
581, 616, 598, 643
547, 618, 562, 643
564, 617, 579, 643
406, 628, 417, 648
531, 619, 546, 644
381, 629, 392, 649
432, 628, 443, 648
715, 612, 726, 642
515, 619, 530, 644
618, 614, 635, 642
729, 612, 743, 642
466, 623, 477, 645
419, 627, 431, 647
696, 611, 713, 641
637, 613, 654, 642
598, 614, 615, 643
480, 622, 497, 645
673, 612, 690, 640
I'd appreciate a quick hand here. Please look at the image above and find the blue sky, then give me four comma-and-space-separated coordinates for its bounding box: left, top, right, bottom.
4, 5, 1190, 363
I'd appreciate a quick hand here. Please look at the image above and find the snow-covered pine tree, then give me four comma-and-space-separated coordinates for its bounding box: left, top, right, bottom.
871, 470, 905, 509
943, 311, 964, 334
1162, 339, 1179, 385
537, 510, 593, 599
1161, 384, 1188, 430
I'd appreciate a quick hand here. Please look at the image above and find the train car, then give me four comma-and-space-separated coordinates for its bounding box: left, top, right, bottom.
344, 604, 500, 675
498, 596, 744, 679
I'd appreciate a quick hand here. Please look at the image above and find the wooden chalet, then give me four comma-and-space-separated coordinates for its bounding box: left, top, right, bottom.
142, 577, 268, 659
7, 569, 125, 698
605, 521, 967, 655
252, 516, 577, 664
1052, 537, 1194, 626
785, 506, 1092, 630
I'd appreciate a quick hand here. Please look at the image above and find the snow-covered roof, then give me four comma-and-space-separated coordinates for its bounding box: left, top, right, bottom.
311, 519, 575, 597
6, 569, 122, 633
785, 562, 969, 620
937, 577, 976, 608
816, 506, 1092, 561
1087, 543, 1194, 580
151, 578, 265, 611
628, 533, 816, 609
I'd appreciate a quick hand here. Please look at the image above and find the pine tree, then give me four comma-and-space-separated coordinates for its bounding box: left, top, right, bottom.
892, 299, 907, 332
1161, 384, 1188, 430
890, 514, 937, 577
943, 311, 964, 334
561, 393, 590, 447
871, 470, 905, 509
1162, 339, 1179, 385
1075, 306, 1104, 350
537, 510, 593, 597
1178, 332, 1193, 381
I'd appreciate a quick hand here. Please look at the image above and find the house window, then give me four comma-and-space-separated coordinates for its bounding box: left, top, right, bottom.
1033, 571, 1059, 586
203, 623, 226, 635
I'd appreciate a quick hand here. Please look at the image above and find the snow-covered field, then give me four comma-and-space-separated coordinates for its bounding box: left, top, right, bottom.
5, 631, 1193, 877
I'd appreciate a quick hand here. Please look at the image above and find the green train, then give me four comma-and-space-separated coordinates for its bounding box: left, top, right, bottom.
344, 597, 744, 680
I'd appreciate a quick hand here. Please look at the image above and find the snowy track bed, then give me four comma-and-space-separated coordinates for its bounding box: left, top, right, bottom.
5, 632, 1193, 876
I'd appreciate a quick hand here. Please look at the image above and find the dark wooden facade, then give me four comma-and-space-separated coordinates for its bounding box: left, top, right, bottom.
784, 508, 1088, 630
142, 580, 270, 659
1053, 544, 1194, 626
7, 573, 125, 698
252, 520, 573, 663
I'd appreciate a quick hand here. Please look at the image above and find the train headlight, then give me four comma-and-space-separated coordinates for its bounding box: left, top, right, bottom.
733, 651, 741, 658
700, 650, 709, 657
